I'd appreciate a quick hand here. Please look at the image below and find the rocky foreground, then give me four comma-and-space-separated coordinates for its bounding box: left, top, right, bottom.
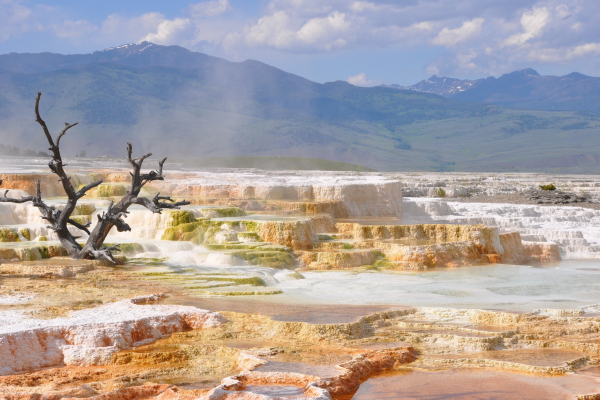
457, 188, 597, 208
1, 167, 600, 398
2, 270, 600, 399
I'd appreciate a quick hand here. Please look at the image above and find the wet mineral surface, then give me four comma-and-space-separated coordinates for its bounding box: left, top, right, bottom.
1, 165, 600, 399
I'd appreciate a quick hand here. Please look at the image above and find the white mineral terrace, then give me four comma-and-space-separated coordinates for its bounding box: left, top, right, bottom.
395, 171, 600, 200
0, 295, 225, 375
404, 198, 600, 258
3, 165, 600, 399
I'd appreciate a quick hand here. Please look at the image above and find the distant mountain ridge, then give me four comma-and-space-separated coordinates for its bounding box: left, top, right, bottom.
0, 42, 491, 170
386, 75, 479, 96
0, 43, 599, 173
0, 42, 221, 73
387, 68, 600, 114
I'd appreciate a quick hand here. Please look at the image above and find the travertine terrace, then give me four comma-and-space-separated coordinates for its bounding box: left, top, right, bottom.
1, 160, 600, 399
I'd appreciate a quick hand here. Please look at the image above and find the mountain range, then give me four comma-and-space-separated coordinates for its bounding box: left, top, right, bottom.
390, 68, 600, 114
0, 42, 599, 172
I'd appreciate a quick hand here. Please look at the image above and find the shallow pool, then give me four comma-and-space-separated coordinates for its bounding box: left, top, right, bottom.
268, 260, 600, 311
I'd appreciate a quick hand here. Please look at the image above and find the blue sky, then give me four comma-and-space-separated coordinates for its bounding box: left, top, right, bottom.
1, 0, 599, 85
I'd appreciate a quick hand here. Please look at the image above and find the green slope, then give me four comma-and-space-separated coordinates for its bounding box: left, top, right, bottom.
402, 110, 600, 173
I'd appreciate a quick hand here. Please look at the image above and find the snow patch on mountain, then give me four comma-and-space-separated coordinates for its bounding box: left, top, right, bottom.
384, 75, 479, 96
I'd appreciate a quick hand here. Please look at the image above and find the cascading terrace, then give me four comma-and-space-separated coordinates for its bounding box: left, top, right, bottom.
2, 161, 600, 399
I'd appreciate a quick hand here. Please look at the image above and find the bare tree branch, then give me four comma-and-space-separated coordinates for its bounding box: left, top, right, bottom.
132, 193, 190, 213
56, 122, 79, 148
75, 180, 103, 199
88, 244, 120, 263
35, 92, 56, 151
0, 189, 35, 204
68, 218, 91, 235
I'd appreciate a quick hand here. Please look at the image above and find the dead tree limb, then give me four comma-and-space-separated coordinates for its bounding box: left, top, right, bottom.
0, 92, 190, 262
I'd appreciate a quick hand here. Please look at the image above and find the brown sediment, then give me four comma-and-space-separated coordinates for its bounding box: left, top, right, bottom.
310, 347, 417, 398
204, 346, 416, 400
313, 223, 561, 269
0, 258, 112, 278
255, 219, 319, 250
351, 368, 600, 400
295, 249, 377, 270
3, 264, 600, 399
164, 295, 401, 324
0, 173, 68, 197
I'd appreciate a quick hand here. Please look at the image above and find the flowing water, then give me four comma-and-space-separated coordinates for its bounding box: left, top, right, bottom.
263, 261, 600, 311
4, 196, 600, 312
243, 385, 304, 396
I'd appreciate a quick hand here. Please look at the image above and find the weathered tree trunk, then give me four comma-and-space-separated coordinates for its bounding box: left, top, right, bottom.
0, 92, 189, 262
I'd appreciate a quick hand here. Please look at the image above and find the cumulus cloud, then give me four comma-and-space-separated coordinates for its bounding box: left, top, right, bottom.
504, 7, 551, 46
100, 12, 166, 44
95, 13, 202, 48
347, 72, 381, 86
189, 0, 232, 18
528, 42, 600, 62
142, 18, 196, 45
431, 18, 484, 47
231, 10, 351, 52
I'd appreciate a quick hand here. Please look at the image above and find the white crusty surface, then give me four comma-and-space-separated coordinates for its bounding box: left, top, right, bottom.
154, 171, 404, 218
0, 297, 225, 375
404, 198, 600, 258
0, 298, 222, 334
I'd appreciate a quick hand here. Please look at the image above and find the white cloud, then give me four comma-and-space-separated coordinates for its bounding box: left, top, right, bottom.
455, 50, 478, 69
409, 21, 434, 32
297, 11, 350, 44
431, 18, 484, 47
569, 42, 600, 57
349, 1, 380, 13
426, 65, 440, 76
237, 10, 351, 51
265, 0, 334, 17
142, 18, 196, 45
189, 0, 232, 18
347, 72, 381, 86
556, 4, 571, 19
240, 11, 296, 49
100, 12, 165, 44
528, 42, 600, 62
95, 13, 200, 48
0, 0, 33, 41
504, 7, 550, 46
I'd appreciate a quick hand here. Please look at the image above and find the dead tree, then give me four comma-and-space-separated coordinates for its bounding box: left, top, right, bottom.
0, 92, 189, 262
